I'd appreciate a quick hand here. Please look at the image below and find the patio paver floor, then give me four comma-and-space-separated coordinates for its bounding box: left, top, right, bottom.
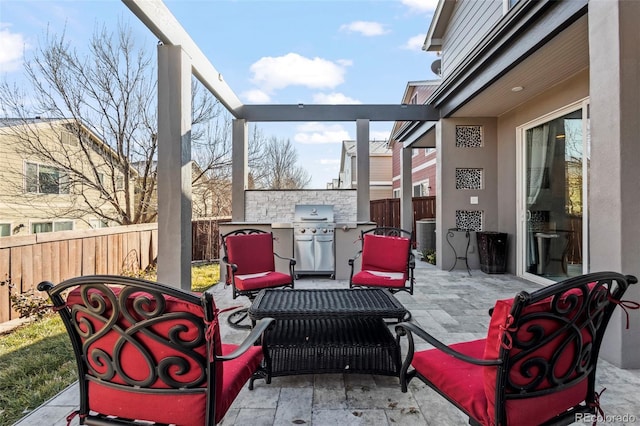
14, 260, 640, 425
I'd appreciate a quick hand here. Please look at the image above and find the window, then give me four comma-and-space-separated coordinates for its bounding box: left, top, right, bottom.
90, 219, 109, 229
31, 222, 52, 233
55, 221, 73, 231
393, 189, 400, 198
116, 176, 124, 190
61, 130, 78, 146
0, 223, 10, 237
422, 180, 431, 197
25, 162, 69, 194
413, 184, 422, 197
504, 0, 522, 13
31, 221, 73, 234
97, 172, 105, 186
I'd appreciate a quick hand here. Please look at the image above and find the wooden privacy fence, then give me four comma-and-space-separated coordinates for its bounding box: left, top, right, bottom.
370, 196, 436, 238
0, 223, 158, 324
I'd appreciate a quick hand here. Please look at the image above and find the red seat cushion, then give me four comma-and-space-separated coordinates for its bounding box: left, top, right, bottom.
411, 339, 490, 425
234, 271, 292, 291
361, 234, 410, 275
87, 343, 263, 426
216, 343, 264, 424
226, 233, 276, 275
351, 270, 407, 288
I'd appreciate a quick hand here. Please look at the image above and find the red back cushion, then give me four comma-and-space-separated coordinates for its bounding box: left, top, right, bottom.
67, 286, 215, 425
483, 285, 600, 425
361, 234, 410, 274
226, 233, 275, 275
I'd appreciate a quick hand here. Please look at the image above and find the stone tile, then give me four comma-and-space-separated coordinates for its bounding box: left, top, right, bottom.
312, 408, 389, 425
313, 374, 348, 410
274, 387, 313, 425
232, 408, 276, 426
232, 383, 281, 409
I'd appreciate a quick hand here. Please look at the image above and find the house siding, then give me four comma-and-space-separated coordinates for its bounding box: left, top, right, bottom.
0, 121, 126, 235
370, 156, 392, 183
441, 0, 503, 77
370, 187, 392, 201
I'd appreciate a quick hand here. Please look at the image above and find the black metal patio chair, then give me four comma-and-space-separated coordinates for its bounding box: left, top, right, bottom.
38, 275, 274, 425
395, 271, 638, 426
349, 227, 415, 295
221, 228, 295, 328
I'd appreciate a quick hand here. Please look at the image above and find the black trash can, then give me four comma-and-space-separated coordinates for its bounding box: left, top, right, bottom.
476, 232, 508, 274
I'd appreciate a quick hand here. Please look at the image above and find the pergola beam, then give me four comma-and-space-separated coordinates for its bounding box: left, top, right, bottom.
122, 0, 243, 115
236, 104, 439, 122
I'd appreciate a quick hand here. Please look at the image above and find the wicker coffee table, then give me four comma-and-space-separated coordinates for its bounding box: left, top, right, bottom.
247, 288, 408, 385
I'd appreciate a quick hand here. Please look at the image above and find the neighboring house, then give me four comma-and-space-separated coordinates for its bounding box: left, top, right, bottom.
0, 118, 131, 236
389, 81, 440, 198
335, 140, 392, 200
400, 0, 638, 368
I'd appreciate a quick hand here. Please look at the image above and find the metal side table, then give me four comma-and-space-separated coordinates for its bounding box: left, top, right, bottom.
446, 228, 472, 275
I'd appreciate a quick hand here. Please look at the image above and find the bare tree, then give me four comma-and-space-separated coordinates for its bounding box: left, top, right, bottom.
251, 136, 311, 189
0, 21, 225, 225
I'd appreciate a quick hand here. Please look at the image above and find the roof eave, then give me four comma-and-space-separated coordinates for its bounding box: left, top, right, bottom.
424, 0, 456, 52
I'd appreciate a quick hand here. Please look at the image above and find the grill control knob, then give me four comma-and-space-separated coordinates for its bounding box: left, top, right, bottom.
322, 228, 328, 233
300, 228, 305, 233
311, 228, 317, 233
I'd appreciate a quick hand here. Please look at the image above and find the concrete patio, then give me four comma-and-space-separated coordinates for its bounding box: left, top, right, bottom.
15, 260, 640, 425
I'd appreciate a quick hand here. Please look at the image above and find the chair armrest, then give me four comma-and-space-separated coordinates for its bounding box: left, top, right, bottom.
274, 252, 296, 266
395, 321, 501, 367
348, 250, 362, 266
408, 253, 416, 269
221, 256, 238, 273
215, 317, 275, 362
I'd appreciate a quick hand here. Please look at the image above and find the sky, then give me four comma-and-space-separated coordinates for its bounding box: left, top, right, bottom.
0, 0, 440, 188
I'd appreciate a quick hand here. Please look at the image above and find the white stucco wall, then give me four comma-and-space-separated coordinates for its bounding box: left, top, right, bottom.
244, 190, 357, 223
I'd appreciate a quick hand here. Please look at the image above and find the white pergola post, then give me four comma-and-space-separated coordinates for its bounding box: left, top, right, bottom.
400, 147, 413, 232
157, 44, 192, 290
356, 119, 370, 222
231, 119, 248, 222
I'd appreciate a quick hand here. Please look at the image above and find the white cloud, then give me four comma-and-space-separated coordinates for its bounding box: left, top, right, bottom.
340, 21, 389, 37
294, 123, 351, 145
312, 92, 362, 104
0, 24, 29, 73
242, 89, 271, 103
320, 158, 340, 165
402, 33, 427, 51
250, 53, 348, 93
401, 0, 439, 13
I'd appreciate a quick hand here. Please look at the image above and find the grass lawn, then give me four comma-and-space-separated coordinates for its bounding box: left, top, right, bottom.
0, 263, 220, 426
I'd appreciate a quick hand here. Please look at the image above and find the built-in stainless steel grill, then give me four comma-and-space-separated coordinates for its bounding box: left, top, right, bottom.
293, 204, 335, 278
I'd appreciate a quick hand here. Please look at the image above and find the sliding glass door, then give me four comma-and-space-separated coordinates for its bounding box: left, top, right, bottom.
518, 102, 588, 283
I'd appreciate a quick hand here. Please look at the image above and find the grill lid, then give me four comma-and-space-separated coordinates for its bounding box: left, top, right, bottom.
294, 204, 334, 223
